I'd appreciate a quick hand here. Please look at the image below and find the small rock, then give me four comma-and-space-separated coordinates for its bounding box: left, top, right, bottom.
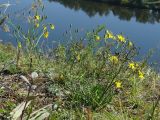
31, 72, 38, 79
31, 85, 37, 90
53, 104, 58, 110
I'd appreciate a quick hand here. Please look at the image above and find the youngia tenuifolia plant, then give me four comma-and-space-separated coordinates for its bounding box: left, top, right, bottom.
0, 0, 159, 120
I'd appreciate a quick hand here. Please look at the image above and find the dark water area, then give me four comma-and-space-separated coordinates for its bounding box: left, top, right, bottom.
0, 0, 160, 67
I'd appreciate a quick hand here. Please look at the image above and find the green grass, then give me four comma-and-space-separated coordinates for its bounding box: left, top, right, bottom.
0, 28, 160, 119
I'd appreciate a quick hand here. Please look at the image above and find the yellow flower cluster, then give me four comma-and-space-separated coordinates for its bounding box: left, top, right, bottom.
109, 56, 119, 64
128, 62, 145, 80
34, 15, 40, 21
43, 31, 49, 39
128, 62, 138, 71
104, 30, 127, 43
138, 70, 144, 80
34, 15, 41, 28
117, 34, 126, 43
105, 30, 115, 39
42, 24, 55, 39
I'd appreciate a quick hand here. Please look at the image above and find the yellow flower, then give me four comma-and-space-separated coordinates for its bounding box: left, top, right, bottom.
50, 24, 55, 30
117, 34, 126, 43
95, 35, 100, 41
128, 62, 136, 70
43, 26, 47, 31
109, 56, 118, 64
138, 70, 144, 80
35, 23, 39, 28
43, 31, 49, 39
128, 62, 139, 71
115, 81, 122, 88
34, 15, 40, 21
105, 30, 115, 39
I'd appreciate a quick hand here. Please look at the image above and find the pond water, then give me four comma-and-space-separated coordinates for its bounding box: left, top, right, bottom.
0, 0, 160, 65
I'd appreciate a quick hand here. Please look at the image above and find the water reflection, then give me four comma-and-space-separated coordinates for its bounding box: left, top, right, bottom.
49, 0, 160, 24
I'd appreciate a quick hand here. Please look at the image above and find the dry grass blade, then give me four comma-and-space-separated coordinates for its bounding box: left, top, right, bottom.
20, 75, 31, 86
10, 101, 31, 120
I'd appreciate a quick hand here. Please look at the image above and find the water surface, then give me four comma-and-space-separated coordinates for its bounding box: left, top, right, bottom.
0, 0, 160, 64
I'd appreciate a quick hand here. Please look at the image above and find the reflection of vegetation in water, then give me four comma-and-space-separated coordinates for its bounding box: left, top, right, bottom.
49, 0, 160, 23
55, 0, 160, 9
